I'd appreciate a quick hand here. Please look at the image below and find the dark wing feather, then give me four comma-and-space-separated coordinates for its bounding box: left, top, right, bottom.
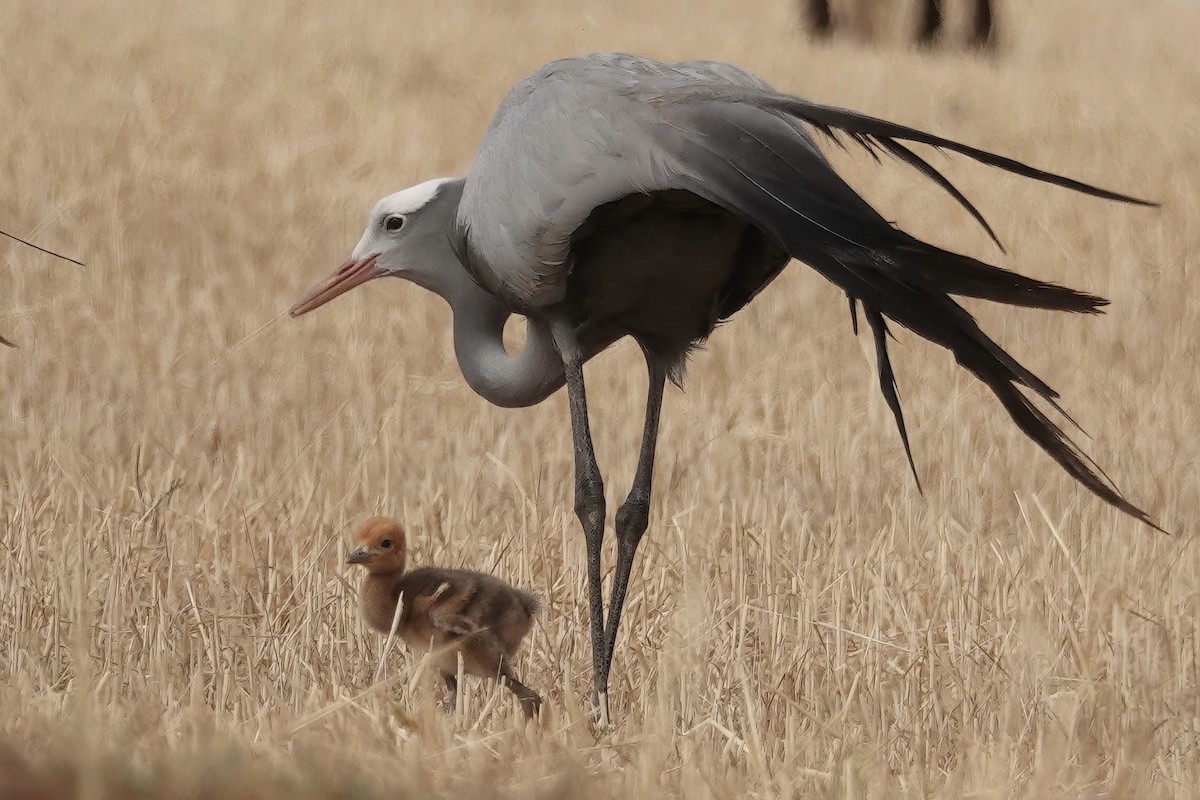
864, 305, 921, 491
657, 85, 1158, 207
874, 137, 1004, 250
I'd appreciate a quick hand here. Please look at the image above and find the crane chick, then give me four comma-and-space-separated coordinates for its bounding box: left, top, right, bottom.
346, 516, 542, 718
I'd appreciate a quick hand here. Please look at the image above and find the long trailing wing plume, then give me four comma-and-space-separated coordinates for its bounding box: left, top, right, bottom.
655, 84, 1156, 250
864, 304, 921, 492
773, 95, 1157, 205
650, 93, 1162, 531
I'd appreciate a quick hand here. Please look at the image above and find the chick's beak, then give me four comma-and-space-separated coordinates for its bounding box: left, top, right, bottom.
346, 547, 372, 565
289, 254, 385, 317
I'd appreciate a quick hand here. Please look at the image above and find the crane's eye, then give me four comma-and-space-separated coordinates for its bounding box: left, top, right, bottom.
383, 215, 405, 233
380, 538, 392, 549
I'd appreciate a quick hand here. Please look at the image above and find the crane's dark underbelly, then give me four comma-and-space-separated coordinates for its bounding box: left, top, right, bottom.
566, 190, 789, 361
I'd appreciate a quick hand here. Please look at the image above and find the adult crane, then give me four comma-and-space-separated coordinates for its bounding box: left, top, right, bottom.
290, 53, 1160, 718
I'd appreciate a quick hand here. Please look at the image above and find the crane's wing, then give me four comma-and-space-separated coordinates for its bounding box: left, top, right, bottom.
459, 54, 1147, 310
458, 53, 1159, 529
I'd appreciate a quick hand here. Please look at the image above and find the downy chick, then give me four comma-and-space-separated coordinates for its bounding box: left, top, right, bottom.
346, 516, 542, 718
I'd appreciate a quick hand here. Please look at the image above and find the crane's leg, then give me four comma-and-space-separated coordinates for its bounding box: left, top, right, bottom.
550, 321, 609, 719
916, 0, 944, 46
970, 0, 995, 49
603, 353, 667, 677
500, 665, 543, 720
804, 0, 833, 37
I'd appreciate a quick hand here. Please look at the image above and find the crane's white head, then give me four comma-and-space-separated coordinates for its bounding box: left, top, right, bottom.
289, 177, 460, 317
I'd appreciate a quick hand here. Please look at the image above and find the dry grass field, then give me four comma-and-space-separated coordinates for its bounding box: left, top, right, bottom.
1, 0, 1198, 797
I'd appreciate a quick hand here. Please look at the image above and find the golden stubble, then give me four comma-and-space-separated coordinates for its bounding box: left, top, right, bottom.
1, 0, 1197, 797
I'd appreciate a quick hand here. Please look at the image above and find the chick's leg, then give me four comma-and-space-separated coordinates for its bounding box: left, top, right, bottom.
443, 673, 458, 712
501, 665, 542, 719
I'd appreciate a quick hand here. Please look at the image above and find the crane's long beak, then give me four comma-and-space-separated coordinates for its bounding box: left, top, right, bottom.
289, 254, 384, 317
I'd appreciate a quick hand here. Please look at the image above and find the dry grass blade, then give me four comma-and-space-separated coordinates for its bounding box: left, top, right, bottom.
0, 228, 85, 267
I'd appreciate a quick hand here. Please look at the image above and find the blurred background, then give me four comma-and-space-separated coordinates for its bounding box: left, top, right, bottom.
1, 1, 1197, 797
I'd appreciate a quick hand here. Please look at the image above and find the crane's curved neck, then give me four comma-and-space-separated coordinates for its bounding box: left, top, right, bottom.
422, 245, 565, 409
451, 288, 566, 408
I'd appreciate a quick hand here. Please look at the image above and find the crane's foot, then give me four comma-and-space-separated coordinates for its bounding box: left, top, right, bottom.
519, 694, 543, 721
441, 673, 458, 715
586, 689, 612, 732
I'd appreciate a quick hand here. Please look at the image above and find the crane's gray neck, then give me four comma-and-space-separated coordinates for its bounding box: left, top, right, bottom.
448, 280, 566, 408
412, 184, 565, 408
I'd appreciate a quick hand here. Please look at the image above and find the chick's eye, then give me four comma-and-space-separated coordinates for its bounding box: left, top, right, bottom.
380, 538, 392, 549
383, 215, 405, 233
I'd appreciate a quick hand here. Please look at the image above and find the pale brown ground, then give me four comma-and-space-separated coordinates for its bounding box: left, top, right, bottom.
1, 0, 1197, 797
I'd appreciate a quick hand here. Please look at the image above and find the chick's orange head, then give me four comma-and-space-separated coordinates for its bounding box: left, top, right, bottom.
346, 517, 407, 573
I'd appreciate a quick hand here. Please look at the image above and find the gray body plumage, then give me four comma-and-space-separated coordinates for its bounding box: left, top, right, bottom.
460, 55, 795, 313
